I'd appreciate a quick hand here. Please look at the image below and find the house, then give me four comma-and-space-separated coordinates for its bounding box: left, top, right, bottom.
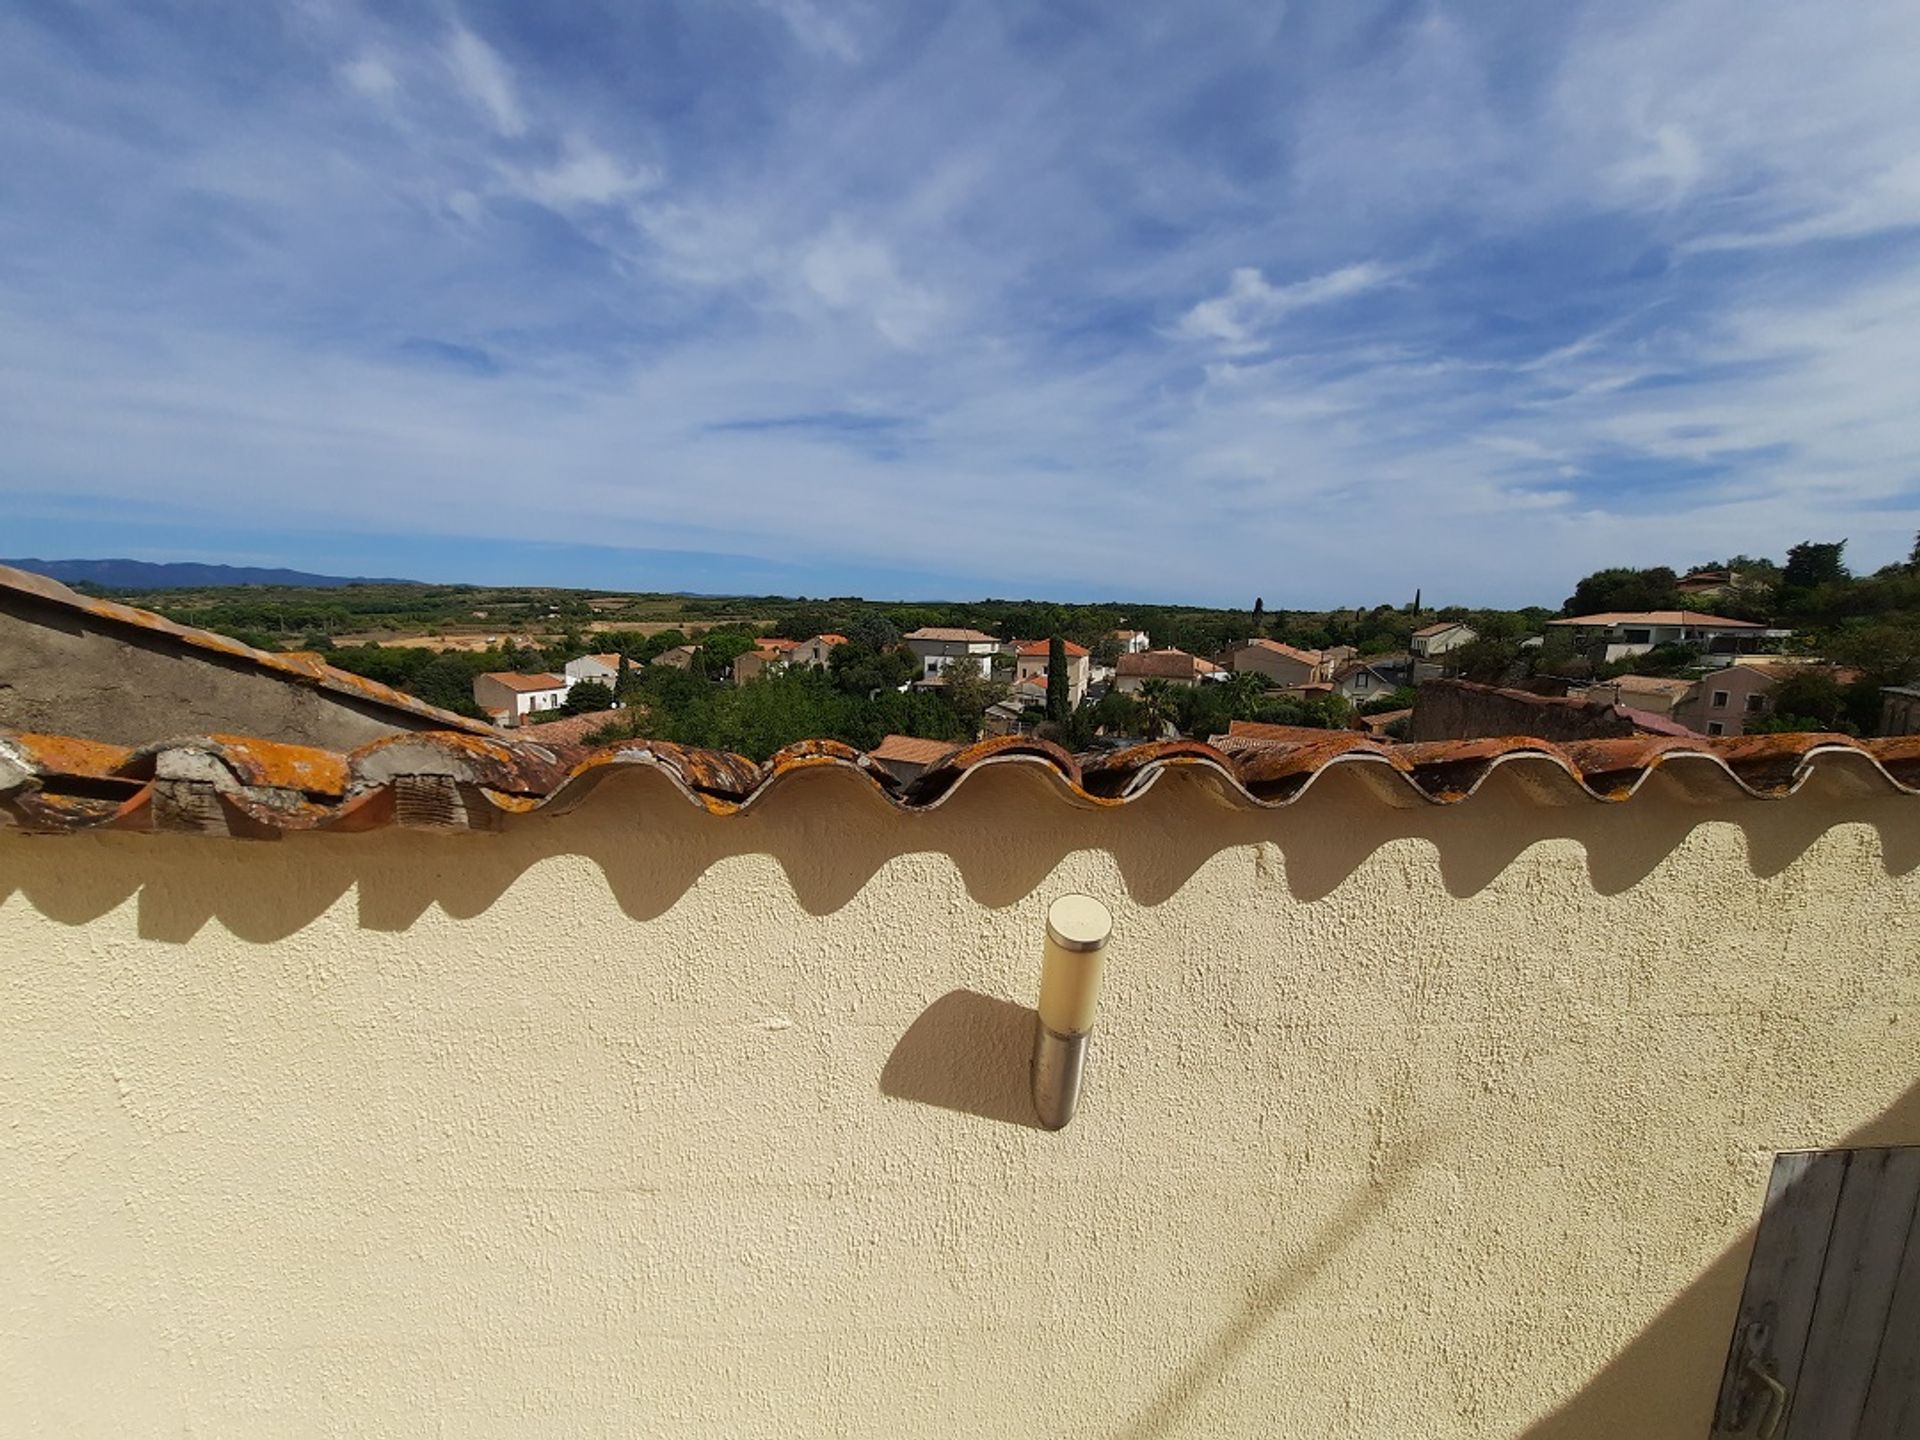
564, 653, 623, 686
1112, 628, 1151, 654
1012, 639, 1091, 707
5, 721, 1920, 1434
1545, 610, 1777, 663
787, 634, 847, 669
1410, 621, 1477, 658
1231, 639, 1324, 688
1676, 567, 1729, 595
650, 644, 701, 670
0, 561, 493, 748
903, 627, 1000, 680
866, 733, 959, 784
1882, 686, 1920, 736
473, 672, 570, 726
1672, 659, 1854, 738
1581, 674, 1698, 720
1115, 648, 1221, 692
1329, 659, 1404, 704
732, 639, 797, 685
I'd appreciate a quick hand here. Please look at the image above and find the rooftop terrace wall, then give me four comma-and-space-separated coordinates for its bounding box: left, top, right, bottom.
3, 758, 1917, 1436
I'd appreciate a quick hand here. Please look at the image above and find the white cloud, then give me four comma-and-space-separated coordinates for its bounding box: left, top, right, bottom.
340, 52, 398, 102
760, 0, 862, 62
800, 222, 944, 348
1177, 264, 1394, 353
446, 26, 525, 137
508, 137, 659, 212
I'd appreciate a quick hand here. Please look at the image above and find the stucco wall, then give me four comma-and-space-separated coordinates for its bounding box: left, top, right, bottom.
0, 602, 424, 749
3, 762, 1918, 1437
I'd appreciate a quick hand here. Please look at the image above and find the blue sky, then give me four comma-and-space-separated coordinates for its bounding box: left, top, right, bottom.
4, 1, 1919, 606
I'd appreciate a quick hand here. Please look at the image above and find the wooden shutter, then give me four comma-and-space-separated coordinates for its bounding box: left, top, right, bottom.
1713, 1147, 1920, 1438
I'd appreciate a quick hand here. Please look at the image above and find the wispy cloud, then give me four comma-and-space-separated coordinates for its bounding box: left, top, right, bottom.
2, 1, 1919, 604
1177, 264, 1397, 354
445, 25, 525, 137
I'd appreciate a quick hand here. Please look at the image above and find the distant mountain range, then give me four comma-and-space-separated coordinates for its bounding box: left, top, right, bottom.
2, 558, 417, 590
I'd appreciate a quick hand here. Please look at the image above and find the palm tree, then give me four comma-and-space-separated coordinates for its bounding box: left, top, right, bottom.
1135, 678, 1177, 739
1223, 669, 1269, 719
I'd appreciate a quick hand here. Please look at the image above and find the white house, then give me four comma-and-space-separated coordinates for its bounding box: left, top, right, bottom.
1410, 622, 1477, 658
903, 627, 1000, 680
1012, 639, 1091, 706
1113, 629, 1152, 655
1546, 611, 1777, 664
473, 672, 570, 727
563, 653, 622, 686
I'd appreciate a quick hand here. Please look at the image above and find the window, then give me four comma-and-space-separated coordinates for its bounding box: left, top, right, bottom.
1625, 628, 1652, 645
1711, 690, 1730, 709
1354, 674, 1369, 689
1746, 693, 1767, 713
1707, 721, 1725, 735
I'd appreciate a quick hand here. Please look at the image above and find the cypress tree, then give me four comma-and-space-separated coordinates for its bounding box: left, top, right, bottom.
1046, 635, 1070, 725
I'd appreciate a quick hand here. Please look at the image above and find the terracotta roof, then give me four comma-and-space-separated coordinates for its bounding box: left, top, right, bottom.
869, 734, 961, 767
1547, 611, 1765, 629
905, 627, 1000, 643
583, 652, 622, 669
0, 562, 494, 736
1359, 708, 1412, 736
513, 710, 627, 746
479, 671, 567, 692
812, 633, 849, 646
760, 637, 801, 652
1014, 639, 1091, 658
1118, 649, 1212, 679
6, 726, 1919, 837
1412, 622, 1470, 638
1238, 639, 1323, 664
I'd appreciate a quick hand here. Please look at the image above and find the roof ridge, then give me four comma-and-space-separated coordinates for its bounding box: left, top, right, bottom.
4, 725, 1919, 836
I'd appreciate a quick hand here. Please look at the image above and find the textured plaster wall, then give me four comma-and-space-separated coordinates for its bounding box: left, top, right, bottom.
3, 762, 1919, 1438
0, 603, 416, 748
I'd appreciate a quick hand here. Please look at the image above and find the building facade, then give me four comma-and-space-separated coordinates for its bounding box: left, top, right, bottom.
1410, 621, 1477, 657
1231, 639, 1325, 687
473, 671, 570, 724
1012, 640, 1091, 706
903, 628, 1000, 680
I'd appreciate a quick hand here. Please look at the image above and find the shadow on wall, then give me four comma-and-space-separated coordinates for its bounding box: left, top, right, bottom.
3, 759, 1919, 945
1521, 1077, 1920, 1439
880, 989, 1046, 1131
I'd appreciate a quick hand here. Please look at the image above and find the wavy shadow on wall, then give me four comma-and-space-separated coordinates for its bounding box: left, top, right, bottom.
3, 760, 1918, 945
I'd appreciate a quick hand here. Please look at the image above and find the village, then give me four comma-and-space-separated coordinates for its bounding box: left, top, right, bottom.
462, 562, 1920, 779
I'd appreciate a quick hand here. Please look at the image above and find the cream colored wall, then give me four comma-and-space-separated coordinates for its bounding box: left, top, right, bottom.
3, 762, 1919, 1438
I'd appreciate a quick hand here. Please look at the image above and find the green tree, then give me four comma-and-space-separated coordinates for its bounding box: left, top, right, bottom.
1046, 636, 1070, 725
1747, 669, 1855, 735
1783, 540, 1849, 590
1563, 567, 1682, 616
939, 660, 1007, 738
1251, 597, 1265, 635
561, 679, 614, 715
1134, 678, 1177, 738
410, 655, 489, 717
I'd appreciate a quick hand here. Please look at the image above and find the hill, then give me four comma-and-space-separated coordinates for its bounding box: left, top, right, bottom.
2, 558, 415, 590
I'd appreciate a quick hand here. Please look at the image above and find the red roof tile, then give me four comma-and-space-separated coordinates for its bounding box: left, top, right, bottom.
479, 672, 568, 692
1014, 639, 1091, 658
4, 725, 1919, 836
